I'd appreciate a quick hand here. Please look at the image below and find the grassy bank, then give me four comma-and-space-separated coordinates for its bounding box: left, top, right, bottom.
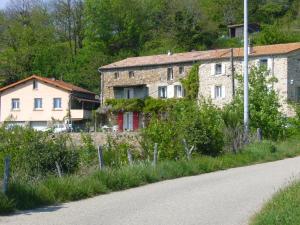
2, 136, 300, 214
250, 181, 300, 225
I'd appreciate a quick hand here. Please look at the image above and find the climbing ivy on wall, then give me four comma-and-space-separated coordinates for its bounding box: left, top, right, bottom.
181, 63, 200, 100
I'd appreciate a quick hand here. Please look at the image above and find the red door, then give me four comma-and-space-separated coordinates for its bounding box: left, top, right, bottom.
133, 112, 139, 131
117, 112, 123, 132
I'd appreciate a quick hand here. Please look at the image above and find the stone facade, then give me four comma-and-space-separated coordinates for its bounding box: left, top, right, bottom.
101, 63, 194, 102
100, 47, 300, 117
199, 51, 300, 116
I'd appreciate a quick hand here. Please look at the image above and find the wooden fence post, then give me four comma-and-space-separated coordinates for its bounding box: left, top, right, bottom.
127, 149, 133, 165
55, 161, 62, 178
257, 128, 262, 142
182, 139, 194, 161
97, 145, 104, 170
3, 156, 10, 194
153, 143, 158, 166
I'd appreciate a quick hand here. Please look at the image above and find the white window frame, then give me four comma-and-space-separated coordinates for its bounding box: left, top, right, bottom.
258, 57, 272, 74
124, 88, 134, 99
211, 63, 225, 76
167, 68, 174, 80
174, 85, 183, 98
34, 98, 43, 110
211, 85, 226, 99
158, 86, 167, 98
53, 98, 62, 109
11, 98, 20, 110
215, 64, 222, 75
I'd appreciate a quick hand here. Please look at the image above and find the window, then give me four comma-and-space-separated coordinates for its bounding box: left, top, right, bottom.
167, 68, 173, 80
33, 80, 38, 89
215, 63, 222, 75
179, 66, 184, 75
124, 88, 134, 99
129, 71, 134, 78
34, 98, 43, 109
215, 86, 222, 98
158, 86, 167, 98
53, 98, 62, 109
114, 72, 119, 79
259, 58, 268, 68
11, 98, 20, 110
174, 85, 183, 98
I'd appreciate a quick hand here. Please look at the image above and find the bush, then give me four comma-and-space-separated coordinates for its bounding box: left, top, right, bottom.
231, 67, 288, 141
0, 126, 79, 177
79, 133, 98, 166
103, 134, 141, 167
141, 100, 225, 159
0, 192, 15, 214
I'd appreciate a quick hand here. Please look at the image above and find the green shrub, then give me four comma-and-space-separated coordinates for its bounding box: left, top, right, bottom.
231, 67, 288, 141
79, 133, 97, 165
141, 100, 225, 159
103, 135, 141, 167
0, 126, 79, 177
0, 192, 15, 214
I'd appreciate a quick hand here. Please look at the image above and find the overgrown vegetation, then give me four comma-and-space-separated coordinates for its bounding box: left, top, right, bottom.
250, 181, 300, 225
2, 135, 300, 214
0, 66, 298, 214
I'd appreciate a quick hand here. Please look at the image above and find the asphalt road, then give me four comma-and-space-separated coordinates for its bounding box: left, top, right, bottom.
2, 157, 300, 225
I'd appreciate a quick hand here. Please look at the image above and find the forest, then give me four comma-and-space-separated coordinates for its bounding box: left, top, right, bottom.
0, 0, 299, 92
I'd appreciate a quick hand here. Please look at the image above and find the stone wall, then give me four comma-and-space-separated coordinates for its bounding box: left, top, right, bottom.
198, 52, 300, 116
101, 62, 194, 101
70, 132, 140, 147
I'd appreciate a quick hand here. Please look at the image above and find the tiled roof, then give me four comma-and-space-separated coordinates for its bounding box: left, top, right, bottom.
100, 42, 300, 70
0, 75, 95, 94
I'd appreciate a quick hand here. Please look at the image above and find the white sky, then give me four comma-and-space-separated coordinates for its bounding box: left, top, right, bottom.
0, 0, 9, 9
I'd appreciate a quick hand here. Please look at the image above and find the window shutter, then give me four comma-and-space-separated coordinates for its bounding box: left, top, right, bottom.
117, 112, 123, 132
221, 63, 226, 75
222, 86, 226, 98
167, 85, 174, 98
211, 86, 215, 99
211, 64, 215, 75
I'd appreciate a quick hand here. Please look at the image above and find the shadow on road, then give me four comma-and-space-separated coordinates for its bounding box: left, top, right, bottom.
7, 205, 65, 216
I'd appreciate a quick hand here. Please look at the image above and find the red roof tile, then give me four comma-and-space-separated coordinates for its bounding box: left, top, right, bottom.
100, 42, 300, 70
0, 75, 95, 94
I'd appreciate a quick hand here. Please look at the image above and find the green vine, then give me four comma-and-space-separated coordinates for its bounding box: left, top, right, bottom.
105, 98, 187, 114
181, 63, 200, 100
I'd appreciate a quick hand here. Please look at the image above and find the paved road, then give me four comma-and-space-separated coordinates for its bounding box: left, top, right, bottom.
2, 157, 300, 225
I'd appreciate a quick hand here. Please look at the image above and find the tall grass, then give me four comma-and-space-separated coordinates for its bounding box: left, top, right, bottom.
1, 136, 300, 214
250, 181, 300, 225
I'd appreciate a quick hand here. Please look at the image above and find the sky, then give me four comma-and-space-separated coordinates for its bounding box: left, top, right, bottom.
0, 0, 9, 9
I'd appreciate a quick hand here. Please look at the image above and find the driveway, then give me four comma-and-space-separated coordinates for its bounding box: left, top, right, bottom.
2, 157, 300, 225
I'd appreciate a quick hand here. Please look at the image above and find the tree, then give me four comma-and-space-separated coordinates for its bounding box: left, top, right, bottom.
232, 67, 287, 140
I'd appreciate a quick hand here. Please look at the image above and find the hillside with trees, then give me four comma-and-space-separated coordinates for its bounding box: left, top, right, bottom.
0, 0, 299, 92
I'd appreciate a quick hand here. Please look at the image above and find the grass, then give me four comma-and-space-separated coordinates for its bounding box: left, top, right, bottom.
250, 181, 300, 225
1, 136, 300, 214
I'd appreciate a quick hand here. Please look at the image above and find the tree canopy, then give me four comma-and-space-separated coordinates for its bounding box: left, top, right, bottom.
0, 0, 299, 92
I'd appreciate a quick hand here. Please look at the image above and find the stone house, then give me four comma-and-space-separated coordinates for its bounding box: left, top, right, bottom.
228, 23, 260, 38
0, 75, 99, 131
99, 42, 300, 131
